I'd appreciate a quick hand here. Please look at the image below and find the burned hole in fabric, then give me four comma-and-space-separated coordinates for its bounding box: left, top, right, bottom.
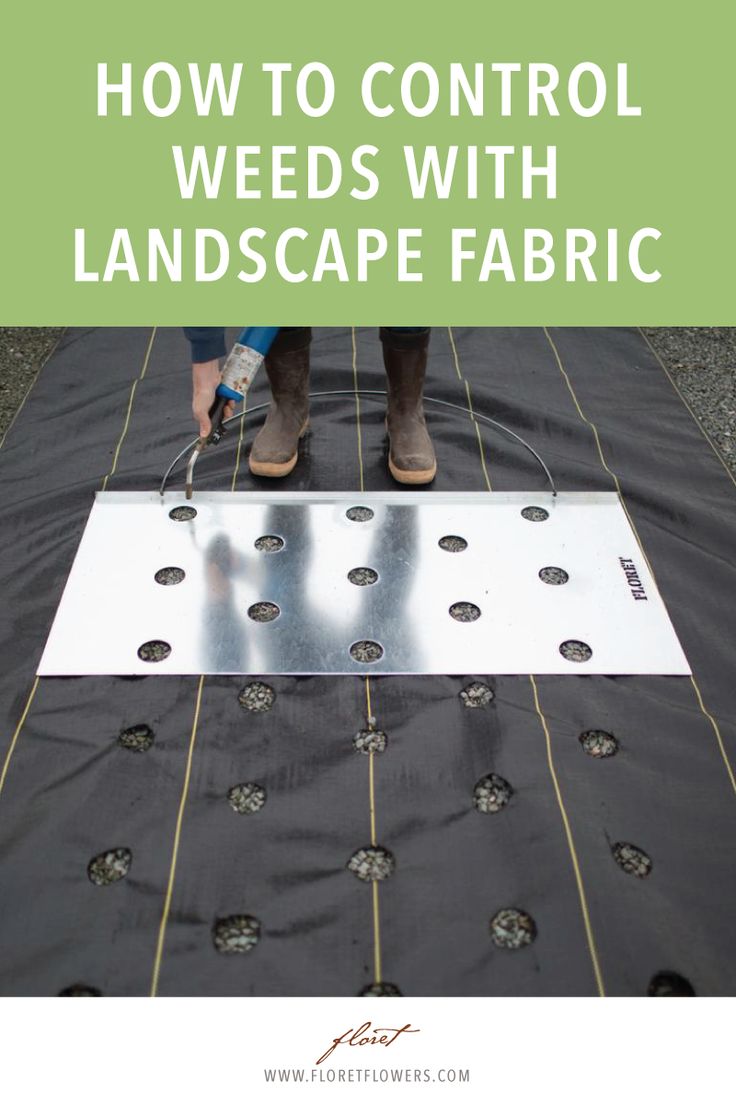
348, 567, 379, 587
521, 506, 549, 522
439, 535, 468, 552
580, 729, 618, 758
360, 982, 402, 996
137, 640, 171, 663
238, 681, 276, 712
473, 773, 513, 814
560, 639, 592, 663
460, 682, 495, 708
350, 640, 384, 664
347, 846, 396, 882
450, 602, 481, 623
539, 566, 569, 586
346, 506, 374, 522
612, 841, 652, 878
255, 535, 284, 552
212, 914, 261, 954
490, 908, 536, 949
648, 971, 695, 996
248, 602, 280, 623
58, 984, 102, 996
154, 567, 185, 586
227, 782, 267, 815
168, 506, 197, 522
353, 729, 388, 754
118, 723, 155, 752
87, 847, 132, 887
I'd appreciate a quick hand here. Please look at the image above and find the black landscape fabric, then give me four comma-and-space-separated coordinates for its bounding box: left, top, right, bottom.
0, 326, 733, 997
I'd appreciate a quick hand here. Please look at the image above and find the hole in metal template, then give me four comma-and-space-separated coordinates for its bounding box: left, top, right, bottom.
212, 915, 261, 954
539, 566, 569, 586
255, 535, 284, 552
238, 682, 276, 712
169, 506, 197, 522
58, 985, 102, 997
439, 535, 468, 552
248, 602, 281, 623
350, 640, 384, 664
580, 729, 618, 758
613, 841, 652, 878
137, 640, 171, 663
347, 846, 395, 882
450, 602, 481, 623
346, 506, 374, 523
490, 908, 536, 949
521, 506, 549, 522
648, 971, 695, 997
155, 566, 186, 586
560, 639, 592, 662
348, 567, 379, 586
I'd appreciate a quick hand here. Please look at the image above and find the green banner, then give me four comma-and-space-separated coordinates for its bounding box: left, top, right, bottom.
1, 0, 733, 323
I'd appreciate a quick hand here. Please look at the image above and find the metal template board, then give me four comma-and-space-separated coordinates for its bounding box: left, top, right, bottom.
38, 491, 691, 676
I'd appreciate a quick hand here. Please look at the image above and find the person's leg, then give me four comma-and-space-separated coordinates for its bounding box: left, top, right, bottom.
249, 327, 311, 477
380, 327, 436, 484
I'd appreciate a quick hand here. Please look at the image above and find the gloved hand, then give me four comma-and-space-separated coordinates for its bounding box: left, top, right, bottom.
192, 359, 237, 438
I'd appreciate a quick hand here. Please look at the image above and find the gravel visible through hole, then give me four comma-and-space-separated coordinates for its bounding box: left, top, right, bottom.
118, 723, 155, 752
360, 982, 402, 996
137, 640, 171, 663
347, 846, 395, 882
648, 971, 695, 996
155, 567, 185, 586
580, 729, 618, 757
521, 506, 549, 522
560, 639, 592, 663
613, 841, 652, 878
353, 729, 388, 754
460, 682, 494, 708
346, 507, 374, 522
539, 566, 569, 585
255, 535, 284, 552
248, 602, 280, 623
439, 535, 468, 552
350, 640, 384, 663
169, 506, 197, 521
212, 914, 261, 954
490, 908, 536, 949
474, 773, 513, 813
348, 567, 378, 586
227, 782, 267, 815
59, 985, 102, 997
238, 682, 276, 712
450, 602, 481, 622
87, 848, 132, 886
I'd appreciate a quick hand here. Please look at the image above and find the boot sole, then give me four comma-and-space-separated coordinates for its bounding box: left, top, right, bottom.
388, 455, 437, 485
249, 420, 309, 478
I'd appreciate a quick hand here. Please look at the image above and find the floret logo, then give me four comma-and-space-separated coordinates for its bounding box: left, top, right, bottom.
315, 1021, 420, 1065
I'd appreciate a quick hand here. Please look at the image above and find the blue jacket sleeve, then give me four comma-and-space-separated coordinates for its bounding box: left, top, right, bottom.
184, 328, 227, 362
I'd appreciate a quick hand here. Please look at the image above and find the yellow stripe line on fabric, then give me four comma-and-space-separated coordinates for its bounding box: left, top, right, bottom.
448, 328, 493, 490
150, 674, 205, 996
529, 674, 606, 996
230, 392, 247, 491
543, 326, 736, 798
450, 326, 605, 995
0, 330, 67, 453
352, 333, 381, 983
101, 327, 157, 492
0, 677, 40, 800
638, 327, 736, 494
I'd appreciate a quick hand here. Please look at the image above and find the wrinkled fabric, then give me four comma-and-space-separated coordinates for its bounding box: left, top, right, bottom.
0, 326, 733, 996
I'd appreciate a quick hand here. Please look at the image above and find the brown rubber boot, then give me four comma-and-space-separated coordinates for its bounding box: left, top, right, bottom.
249, 329, 311, 477
380, 328, 437, 485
